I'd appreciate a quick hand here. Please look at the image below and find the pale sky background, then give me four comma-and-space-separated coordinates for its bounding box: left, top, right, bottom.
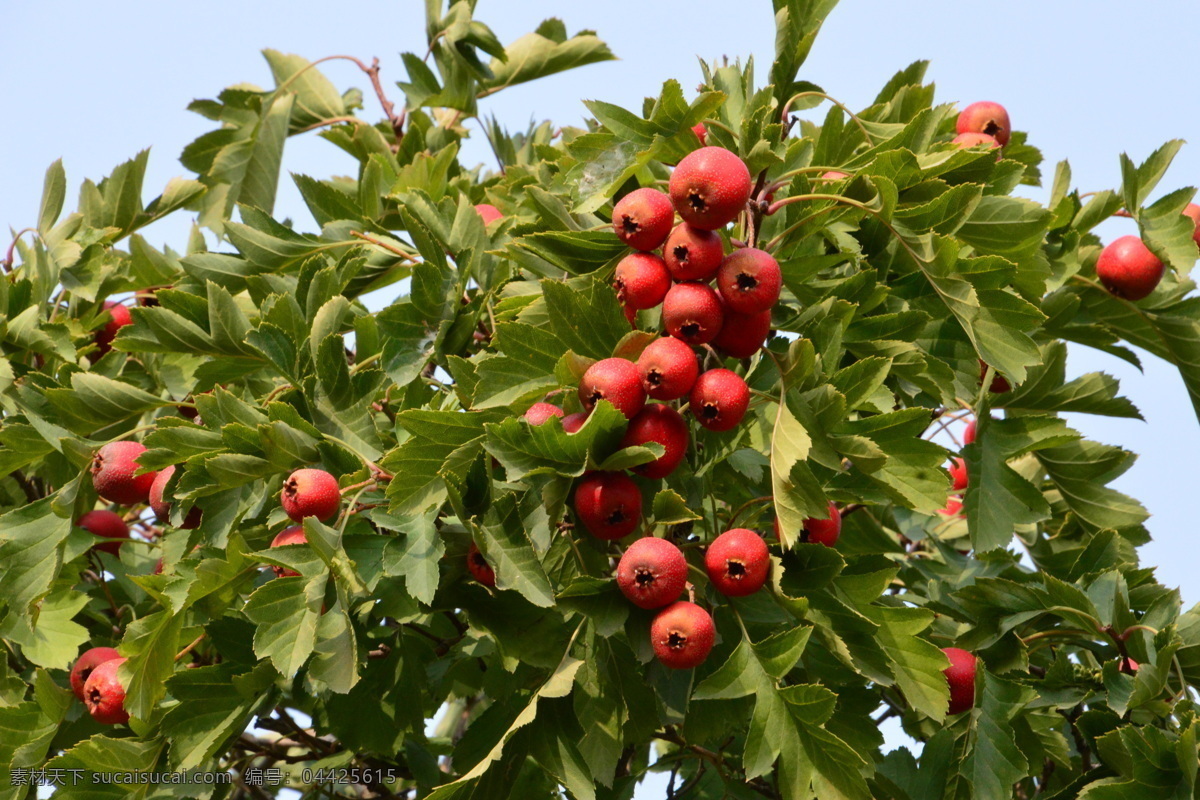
4, 1, 1200, 795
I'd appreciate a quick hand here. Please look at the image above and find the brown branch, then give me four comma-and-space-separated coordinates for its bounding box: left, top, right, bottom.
175, 633, 206, 662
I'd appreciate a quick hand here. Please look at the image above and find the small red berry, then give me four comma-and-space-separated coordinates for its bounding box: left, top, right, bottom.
281, 468, 340, 522
616, 537, 687, 609
579, 358, 647, 420
149, 465, 202, 529
1119, 657, 1140, 675
953, 132, 1001, 154
1096, 235, 1165, 301
621, 404, 689, 479
691, 123, 708, 144
689, 369, 750, 432
978, 360, 1011, 393
1184, 203, 1200, 248
83, 657, 130, 725
651, 601, 715, 669
467, 542, 496, 587
524, 402, 565, 426
716, 248, 781, 314
948, 458, 968, 492
637, 337, 699, 401
475, 204, 503, 225
662, 223, 724, 282
663, 282, 724, 346
705, 528, 770, 596
939, 496, 964, 518
562, 411, 589, 433
817, 170, 849, 182
70, 647, 122, 702
574, 472, 643, 540
963, 419, 977, 445
269, 525, 307, 578
803, 502, 842, 547
713, 307, 771, 358
956, 101, 1011, 146
95, 301, 132, 355
614, 252, 671, 309
612, 187, 674, 251
942, 647, 977, 714
669, 147, 753, 230
91, 441, 157, 505
77, 509, 130, 556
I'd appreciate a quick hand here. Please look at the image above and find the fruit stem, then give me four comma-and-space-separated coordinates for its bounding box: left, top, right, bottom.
174, 633, 207, 662
294, 116, 371, 135
2, 228, 38, 273
350, 352, 381, 374
779, 91, 874, 145
697, 118, 739, 140
349, 230, 421, 263
726, 495, 773, 528
280, 55, 405, 143
764, 193, 929, 267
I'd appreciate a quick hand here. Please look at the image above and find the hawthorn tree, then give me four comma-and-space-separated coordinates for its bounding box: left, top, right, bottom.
3, 1, 1200, 798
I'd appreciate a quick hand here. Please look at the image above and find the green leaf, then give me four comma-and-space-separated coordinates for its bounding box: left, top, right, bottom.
476, 493, 556, 608
485, 400, 627, 480
541, 277, 629, 361
961, 672, 1035, 800
771, 393, 827, 548
161, 662, 275, 770
243, 574, 325, 678
0, 499, 71, 628
479, 22, 616, 95
118, 609, 185, 720
38, 159, 66, 234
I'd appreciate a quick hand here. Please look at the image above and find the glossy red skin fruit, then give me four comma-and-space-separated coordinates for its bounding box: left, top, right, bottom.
942, 647, 978, 714
77, 510, 130, 556
95, 301, 132, 354
614, 252, 672, 309
281, 468, 341, 522
940, 496, 964, 518
637, 337, 699, 401
1096, 235, 1165, 301
663, 282, 725, 346
689, 369, 750, 432
952, 132, 1001, 152
149, 465, 202, 529
705, 528, 770, 597
716, 248, 782, 314
612, 187, 674, 251
948, 458, 969, 492
691, 123, 708, 145
622, 404, 689, 479
978, 360, 1011, 394
616, 537, 688, 609
651, 601, 716, 669
579, 358, 647, 420
713, 308, 771, 358
662, 223, 724, 282
70, 647, 122, 701
467, 542, 497, 587
669, 147, 753, 230
562, 411, 590, 434
1184, 203, 1200, 247
574, 472, 643, 540
956, 101, 1011, 146
269, 525, 307, 578
84, 657, 130, 725
524, 403, 565, 426
475, 204, 503, 225
91, 441, 157, 506
962, 419, 977, 445
803, 502, 842, 547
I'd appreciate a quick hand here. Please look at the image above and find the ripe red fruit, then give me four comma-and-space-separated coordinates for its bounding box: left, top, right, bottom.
91, 441, 157, 506
269, 525, 307, 578
467, 542, 496, 587
942, 647, 977, 714
614, 252, 671, 309
948, 458, 968, 491
978, 360, 1011, 393
940, 496, 964, 518
579, 358, 647, 420
651, 601, 716, 669
281, 468, 340, 522
70, 647, 121, 702
705, 528, 770, 596
689, 369, 750, 432
952, 132, 1001, 152
691, 123, 708, 144
524, 402, 565, 426
669, 146, 752, 230
804, 502, 842, 547
1184, 203, 1200, 247
475, 203, 503, 225
637, 337, 699, 401
562, 411, 589, 433
1096, 235, 1165, 301
574, 472, 643, 540
662, 223, 724, 281
83, 657, 130, 725
616, 537, 687, 609
622, 404, 689, 479
817, 170, 849, 182
663, 282, 725, 346
95, 301, 132, 354
1119, 657, 1140, 675
713, 308, 771, 358
77, 509, 130, 556
716, 248, 781, 314
149, 465, 201, 529
963, 419, 977, 445
956, 101, 1011, 146
612, 188, 674, 252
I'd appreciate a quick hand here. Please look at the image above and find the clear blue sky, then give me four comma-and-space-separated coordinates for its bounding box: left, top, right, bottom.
5, 0, 1200, 794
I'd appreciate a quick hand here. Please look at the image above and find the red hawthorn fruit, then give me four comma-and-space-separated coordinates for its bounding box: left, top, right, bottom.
716, 248, 782, 314
713, 307, 771, 358
1096, 235, 1165, 301
524, 402, 565, 426
91, 441, 157, 505
475, 203, 504, 225
691, 123, 708, 145
95, 301, 132, 355
817, 170, 849, 182
1184, 203, 1200, 247
948, 458, 968, 492
651, 601, 716, 669
963, 419, 977, 446
269, 526, 307, 578
70, 647, 122, 702
467, 542, 497, 587
1119, 657, 1140, 675
952, 132, 1001, 156
803, 502, 842, 547
612, 187, 674, 251
623, 303, 638, 327
153, 558, 164, 575
663, 282, 725, 346
574, 472, 643, 540
942, 647, 978, 714
689, 369, 750, 432
562, 411, 590, 434
616, 537, 688, 609
940, 496, 964, 518
662, 223, 725, 282
579, 358, 647, 420
614, 252, 672, 309
705, 528, 770, 596
281, 468, 341, 522
637, 337, 699, 401
77, 509, 131, 556
669, 146, 753, 230
979, 360, 1011, 393
956, 101, 1011, 146
622, 404, 689, 479
83, 657, 130, 725
149, 465, 202, 529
